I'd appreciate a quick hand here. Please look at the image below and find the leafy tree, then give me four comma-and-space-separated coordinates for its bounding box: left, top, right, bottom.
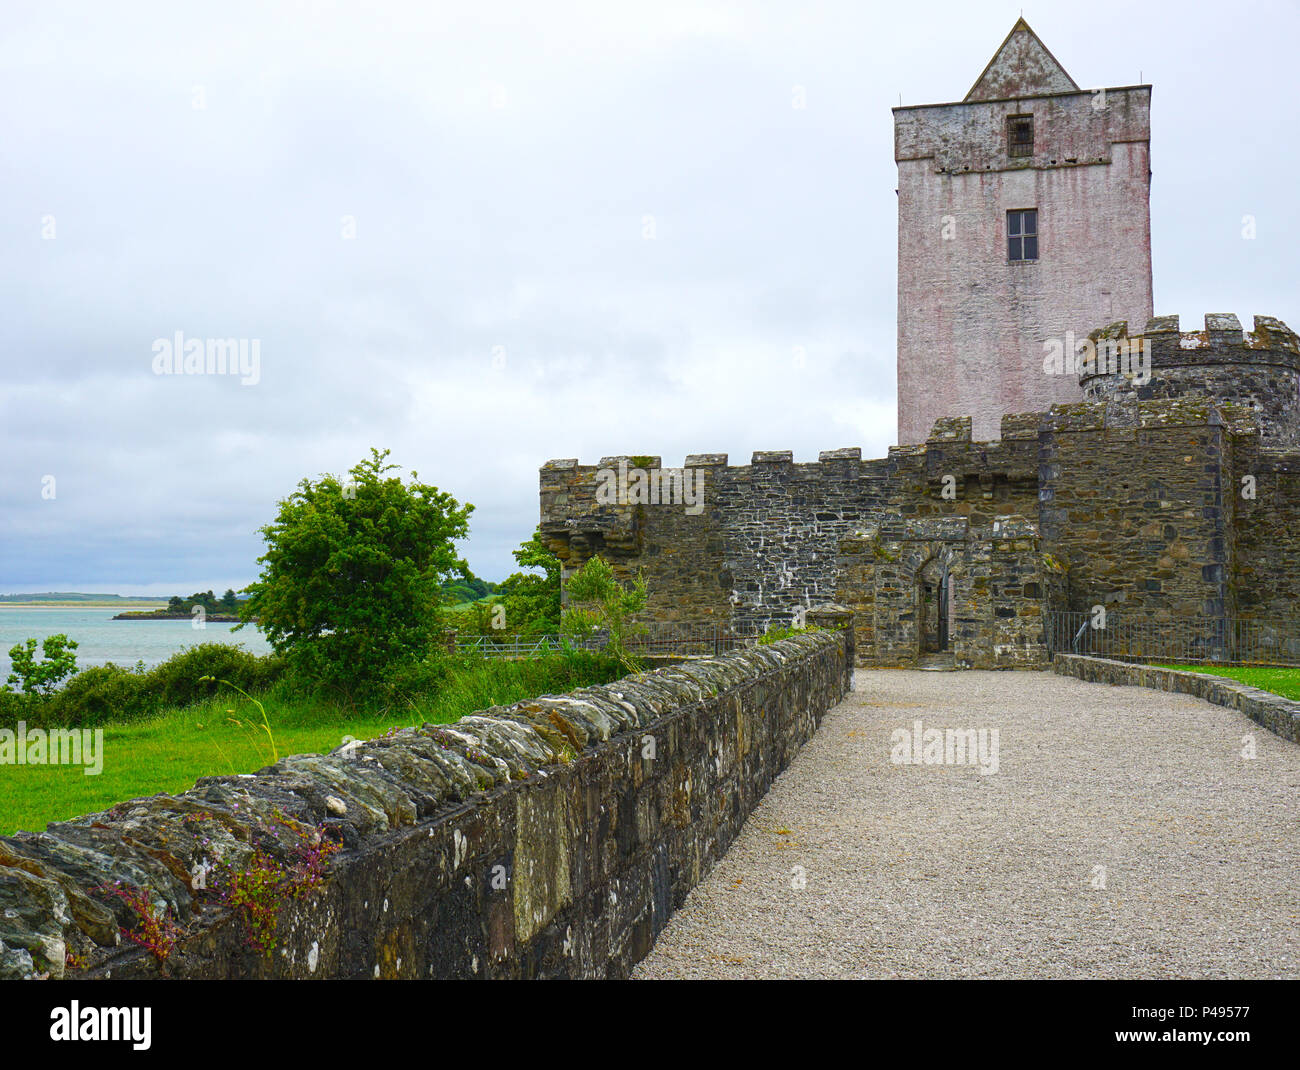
560, 556, 647, 673
453, 598, 504, 640
440, 574, 503, 606
220, 588, 239, 611
5, 634, 79, 695
499, 530, 562, 637
169, 591, 220, 614
239, 448, 473, 695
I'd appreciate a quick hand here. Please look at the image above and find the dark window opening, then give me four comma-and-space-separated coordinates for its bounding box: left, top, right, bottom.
1007, 209, 1038, 261
1008, 114, 1034, 158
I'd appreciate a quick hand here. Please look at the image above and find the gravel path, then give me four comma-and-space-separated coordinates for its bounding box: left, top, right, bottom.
634, 670, 1300, 979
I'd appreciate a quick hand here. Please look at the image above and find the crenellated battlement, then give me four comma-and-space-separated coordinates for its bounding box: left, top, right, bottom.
1078, 313, 1300, 447
1082, 313, 1299, 360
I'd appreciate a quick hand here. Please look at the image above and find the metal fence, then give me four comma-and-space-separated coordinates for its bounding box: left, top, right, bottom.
454, 635, 567, 658
454, 621, 764, 660
1044, 610, 1300, 666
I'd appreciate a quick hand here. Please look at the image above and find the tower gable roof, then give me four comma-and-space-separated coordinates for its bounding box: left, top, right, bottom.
964, 17, 1079, 101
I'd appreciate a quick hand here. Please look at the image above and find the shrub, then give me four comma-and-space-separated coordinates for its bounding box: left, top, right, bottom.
0, 688, 35, 727
44, 664, 153, 727
5, 634, 78, 696
376, 655, 454, 706
560, 556, 648, 673
145, 643, 285, 709
757, 623, 823, 645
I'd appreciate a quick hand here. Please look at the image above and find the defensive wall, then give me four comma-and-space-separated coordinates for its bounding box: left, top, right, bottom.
0, 625, 851, 980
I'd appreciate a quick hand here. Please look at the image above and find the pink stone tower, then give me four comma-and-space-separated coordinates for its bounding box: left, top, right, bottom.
893, 18, 1154, 443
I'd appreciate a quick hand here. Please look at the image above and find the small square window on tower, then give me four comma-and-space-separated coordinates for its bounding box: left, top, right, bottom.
1007, 114, 1034, 158
1007, 209, 1038, 261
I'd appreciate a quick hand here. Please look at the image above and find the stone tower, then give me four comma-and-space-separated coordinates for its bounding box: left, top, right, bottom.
893, 18, 1154, 444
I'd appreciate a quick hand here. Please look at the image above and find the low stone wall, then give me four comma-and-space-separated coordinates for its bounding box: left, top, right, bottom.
1052, 654, 1300, 744
0, 630, 849, 980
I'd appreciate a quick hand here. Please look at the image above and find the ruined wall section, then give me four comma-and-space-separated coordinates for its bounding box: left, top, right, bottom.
539, 456, 731, 624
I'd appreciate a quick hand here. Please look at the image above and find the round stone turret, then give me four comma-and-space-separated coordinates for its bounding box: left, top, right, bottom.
1077, 314, 1300, 448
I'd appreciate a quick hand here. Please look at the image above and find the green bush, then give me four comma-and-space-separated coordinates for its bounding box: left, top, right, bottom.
3, 639, 622, 731
417, 648, 624, 723
5, 634, 79, 695
7, 644, 287, 728
757, 623, 823, 645
44, 663, 154, 727
144, 643, 285, 709
0, 688, 36, 727
560, 556, 647, 673
374, 654, 455, 707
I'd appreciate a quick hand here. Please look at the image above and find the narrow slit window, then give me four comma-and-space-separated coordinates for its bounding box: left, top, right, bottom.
1008, 114, 1034, 158
1008, 209, 1038, 261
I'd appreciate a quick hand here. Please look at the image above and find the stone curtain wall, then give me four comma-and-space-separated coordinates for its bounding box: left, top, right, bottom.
1053, 654, 1300, 745
0, 630, 849, 980
708, 451, 890, 633
540, 424, 1040, 649
540, 452, 898, 631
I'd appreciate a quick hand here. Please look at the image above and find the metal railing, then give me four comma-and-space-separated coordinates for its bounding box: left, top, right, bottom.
454, 635, 566, 658
454, 622, 764, 660
1044, 610, 1300, 666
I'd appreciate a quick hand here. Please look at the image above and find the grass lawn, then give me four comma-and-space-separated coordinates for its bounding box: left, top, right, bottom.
1, 652, 622, 837
1155, 663, 1300, 701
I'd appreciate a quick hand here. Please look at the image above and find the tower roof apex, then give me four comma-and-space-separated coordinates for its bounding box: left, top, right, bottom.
964, 17, 1079, 102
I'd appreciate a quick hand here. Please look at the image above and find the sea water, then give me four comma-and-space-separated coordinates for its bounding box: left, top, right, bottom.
0, 607, 273, 681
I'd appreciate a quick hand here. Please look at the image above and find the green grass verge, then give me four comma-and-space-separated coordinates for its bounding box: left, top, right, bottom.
1, 652, 623, 837
1154, 664, 1300, 702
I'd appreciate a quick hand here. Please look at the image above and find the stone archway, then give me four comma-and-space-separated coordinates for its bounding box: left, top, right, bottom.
916, 555, 951, 656
836, 521, 970, 667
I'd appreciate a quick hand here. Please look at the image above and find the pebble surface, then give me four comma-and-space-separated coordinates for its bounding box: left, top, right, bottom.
633, 669, 1300, 979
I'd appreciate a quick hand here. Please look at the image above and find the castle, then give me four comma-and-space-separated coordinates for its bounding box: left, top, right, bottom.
539, 20, 1300, 669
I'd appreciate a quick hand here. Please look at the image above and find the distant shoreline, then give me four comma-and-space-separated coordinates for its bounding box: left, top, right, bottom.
112, 612, 247, 622
0, 602, 164, 609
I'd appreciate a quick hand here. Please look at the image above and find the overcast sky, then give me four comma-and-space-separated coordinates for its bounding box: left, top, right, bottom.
3, 0, 1297, 592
